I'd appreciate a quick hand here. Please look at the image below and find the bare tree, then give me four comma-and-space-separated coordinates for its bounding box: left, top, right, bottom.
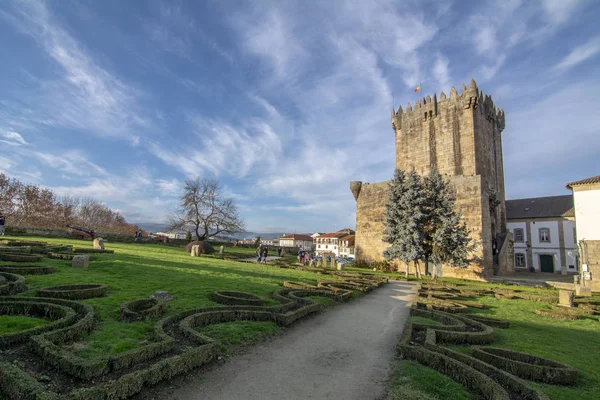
166, 178, 245, 241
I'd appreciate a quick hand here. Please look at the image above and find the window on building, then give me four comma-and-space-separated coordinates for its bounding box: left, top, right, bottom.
325, 245, 328, 249
539, 228, 550, 243
515, 253, 526, 268
334, 246, 337, 249
514, 228, 524, 242
350, 249, 354, 255
568, 265, 575, 269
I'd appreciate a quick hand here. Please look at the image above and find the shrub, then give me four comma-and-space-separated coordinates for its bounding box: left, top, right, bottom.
184, 241, 215, 254
211, 291, 265, 306
36, 284, 109, 300
0, 253, 43, 262
0, 264, 55, 275
120, 298, 166, 322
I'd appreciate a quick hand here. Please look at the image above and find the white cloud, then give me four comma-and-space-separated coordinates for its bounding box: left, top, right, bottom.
554, 36, 600, 70
156, 178, 181, 196
0, 130, 27, 145
432, 54, 450, 89
0, 1, 149, 140
29, 150, 107, 177
541, 0, 584, 25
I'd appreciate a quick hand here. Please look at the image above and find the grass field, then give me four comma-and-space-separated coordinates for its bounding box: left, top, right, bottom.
1, 236, 338, 357
389, 278, 600, 400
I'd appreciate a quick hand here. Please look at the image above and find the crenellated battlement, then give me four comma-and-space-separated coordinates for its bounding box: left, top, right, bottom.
392, 79, 505, 134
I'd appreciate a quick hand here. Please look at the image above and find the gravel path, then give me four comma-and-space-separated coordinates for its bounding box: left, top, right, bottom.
152, 280, 417, 400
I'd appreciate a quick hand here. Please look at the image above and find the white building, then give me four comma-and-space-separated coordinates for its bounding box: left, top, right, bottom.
278, 234, 314, 249
260, 238, 280, 246
154, 231, 186, 239
314, 228, 355, 257
338, 234, 355, 259
506, 195, 577, 274
567, 175, 600, 290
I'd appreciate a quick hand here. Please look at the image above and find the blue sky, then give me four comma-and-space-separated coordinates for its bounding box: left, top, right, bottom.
0, 0, 599, 233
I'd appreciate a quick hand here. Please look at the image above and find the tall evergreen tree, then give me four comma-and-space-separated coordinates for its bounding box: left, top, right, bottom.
383, 169, 427, 278
423, 170, 472, 279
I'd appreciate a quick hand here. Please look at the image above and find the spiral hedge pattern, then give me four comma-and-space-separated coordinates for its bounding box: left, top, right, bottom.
0, 271, 386, 399
396, 282, 579, 399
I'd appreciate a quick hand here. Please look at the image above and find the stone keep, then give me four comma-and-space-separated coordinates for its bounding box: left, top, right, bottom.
351, 79, 510, 279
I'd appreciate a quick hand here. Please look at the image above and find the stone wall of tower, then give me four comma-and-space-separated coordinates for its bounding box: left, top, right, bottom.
352, 79, 509, 279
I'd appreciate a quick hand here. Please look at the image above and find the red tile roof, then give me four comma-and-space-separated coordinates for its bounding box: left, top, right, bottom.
279, 234, 313, 241
566, 175, 600, 188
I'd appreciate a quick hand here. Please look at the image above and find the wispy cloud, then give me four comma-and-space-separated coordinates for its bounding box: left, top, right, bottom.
554, 36, 600, 70
0, 130, 27, 145
0, 1, 149, 140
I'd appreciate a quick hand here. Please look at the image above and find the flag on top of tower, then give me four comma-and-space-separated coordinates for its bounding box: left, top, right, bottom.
414, 84, 421, 93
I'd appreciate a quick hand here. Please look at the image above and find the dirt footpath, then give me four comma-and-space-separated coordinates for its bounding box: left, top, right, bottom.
143, 281, 417, 400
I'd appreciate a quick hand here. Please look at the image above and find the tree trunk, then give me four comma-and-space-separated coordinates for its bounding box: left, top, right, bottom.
415, 260, 422, 280
405, 261, 409, 280
432, 263, 438, 280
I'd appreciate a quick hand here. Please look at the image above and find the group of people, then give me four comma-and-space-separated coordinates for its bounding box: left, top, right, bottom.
133, 230, 143, 241
0, 213, 5, 236
256, 246, 269, 263
298, 249, 316, 267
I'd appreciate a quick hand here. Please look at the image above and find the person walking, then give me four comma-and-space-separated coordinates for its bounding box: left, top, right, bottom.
277, 247, 282, 257
262, 247, 268, 264
256, 246, 262, 263
0, 213, 5, 236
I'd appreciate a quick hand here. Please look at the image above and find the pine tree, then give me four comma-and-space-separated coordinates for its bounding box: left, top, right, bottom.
383, 169, 426, 279
423, 170, 472, 279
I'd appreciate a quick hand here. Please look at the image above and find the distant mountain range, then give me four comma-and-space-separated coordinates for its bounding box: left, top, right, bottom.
135, 223, 295, 240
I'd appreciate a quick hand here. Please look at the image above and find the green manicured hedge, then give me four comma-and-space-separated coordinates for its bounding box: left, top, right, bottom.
0, 300, 77, 346
120, 298, 166, 322
36, 284, 108, 300
0, 264, 55, 275
0, 253, 43, 262
72, 248, 114, 254
211, 291, 266, 306
0, 273, 384, 397
46, 252, 76, 260
0, 272, 26, 295
472, 346, 578, 385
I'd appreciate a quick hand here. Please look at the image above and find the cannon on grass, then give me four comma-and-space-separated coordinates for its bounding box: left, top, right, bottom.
66, 224, 96, 240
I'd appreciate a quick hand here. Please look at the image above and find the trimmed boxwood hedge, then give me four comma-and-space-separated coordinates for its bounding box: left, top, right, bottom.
72, 248, 114, 254
535, 309, 580, 320
0, 300, 77, 346
46, 252, 76, 260
0, 253, 43, 262
0, 247, 31, 254
5, 240, 47, 247
211, 291, 266, 306
0, 264, 55, 275
120, 298, 166, 322
36, 284, 109, 300
0, 272, 26, 295
472, 346, 579, 385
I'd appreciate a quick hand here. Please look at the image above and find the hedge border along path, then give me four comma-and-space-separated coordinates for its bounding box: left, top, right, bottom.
73, 248, 115, 254
120, 298, 166, 322
471, 346, 579, 385
0, 273, 385, 399
395, 282, 577, 400
0, 253, 44, 262
0, 264, 55, 275
211, 291, 266, 306
47, 252, 77, 260
36, 284, 109, 300
0, 272, 26, 295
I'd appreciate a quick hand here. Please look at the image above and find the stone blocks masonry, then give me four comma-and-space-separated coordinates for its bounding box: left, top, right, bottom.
351, 79, 511, 279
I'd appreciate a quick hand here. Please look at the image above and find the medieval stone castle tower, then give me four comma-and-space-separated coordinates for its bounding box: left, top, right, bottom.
351, 79, 513, 279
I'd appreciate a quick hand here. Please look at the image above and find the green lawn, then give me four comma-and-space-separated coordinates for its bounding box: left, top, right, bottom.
389, 279, 600, 400
1, 236, 339, 357
0, 315, 50, 334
